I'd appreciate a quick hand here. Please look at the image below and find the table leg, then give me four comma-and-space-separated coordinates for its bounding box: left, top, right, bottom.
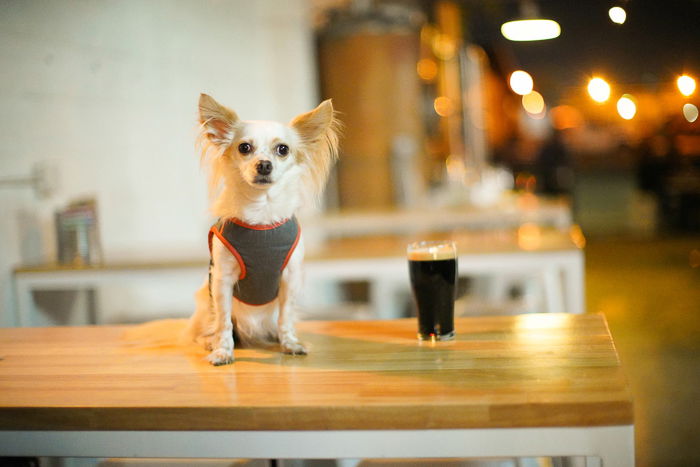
589, 424, 635, 467
542, 266, 565, 314
83, 288, 96, 324
369, 279, 405, 319
13, 280, 34, 327
562, 253, 586, 315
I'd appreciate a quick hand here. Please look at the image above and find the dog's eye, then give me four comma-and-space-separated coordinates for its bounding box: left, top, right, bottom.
238, 142, 253, 154
276, 144, 289, 157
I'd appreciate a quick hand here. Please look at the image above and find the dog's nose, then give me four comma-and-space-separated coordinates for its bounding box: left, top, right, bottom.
256, 160, 273, 176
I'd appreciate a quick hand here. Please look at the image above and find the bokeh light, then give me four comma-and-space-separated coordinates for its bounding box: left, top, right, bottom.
588, 77, 611, 103
501, 19, 561, 41
608, 7, 627, 24
683, 103, 699, 123
677, 75, 697, 96
515, 173, 537, 192
432, 33, 457, 60
509, 70, 534, 95
522, 91, 545, 116
517, 223, 542, 251
616, 94, 637, 120
434, 96, 455, 117
550, 105, 584, 130
417, 59, 438, 82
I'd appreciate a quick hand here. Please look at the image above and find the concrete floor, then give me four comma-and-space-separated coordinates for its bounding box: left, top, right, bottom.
585, 235, 700, 466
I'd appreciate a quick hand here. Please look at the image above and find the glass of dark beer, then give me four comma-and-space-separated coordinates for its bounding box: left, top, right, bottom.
407, 240, 457, 341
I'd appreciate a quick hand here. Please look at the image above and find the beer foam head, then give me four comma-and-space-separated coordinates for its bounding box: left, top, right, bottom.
407, 241, 456, 261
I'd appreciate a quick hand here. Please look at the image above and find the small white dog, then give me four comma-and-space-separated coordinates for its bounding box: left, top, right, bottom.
188, 93, 340, 365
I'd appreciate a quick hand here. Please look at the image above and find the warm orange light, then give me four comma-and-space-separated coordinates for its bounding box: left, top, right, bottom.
515, 313, 572, 334
445, 154, 466, 182
616, 94, 637, 120
550, 105, 583, 130
515, 174, 537, 193
509, 70, 534, 95
432, 33, 457, 60
517, 223, 542, 251
434, 96, 455, 117
417, 59, 438, 82
588, 77, 611, 103
522, 91, 545, 116
677, 75, 696, 96
569, 225, 586, 249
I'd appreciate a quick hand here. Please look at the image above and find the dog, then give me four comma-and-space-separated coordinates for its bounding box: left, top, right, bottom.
188, 93, 340, 365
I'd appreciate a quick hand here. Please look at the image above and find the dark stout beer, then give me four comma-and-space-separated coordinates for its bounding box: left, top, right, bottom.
407, 242, 457, 341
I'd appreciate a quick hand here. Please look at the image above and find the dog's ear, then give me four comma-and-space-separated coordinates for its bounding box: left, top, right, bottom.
290, 100, 341, 202
199, 93, 239, 146
290, 99, 335, 143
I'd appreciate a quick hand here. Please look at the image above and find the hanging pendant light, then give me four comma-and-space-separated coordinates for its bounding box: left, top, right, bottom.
501, 0, 561, 42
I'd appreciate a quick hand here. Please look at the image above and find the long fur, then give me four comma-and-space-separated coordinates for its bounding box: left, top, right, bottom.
188, 93, 340, 365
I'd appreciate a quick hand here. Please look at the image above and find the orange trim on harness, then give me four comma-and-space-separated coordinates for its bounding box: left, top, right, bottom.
230, 217, 290, 230
209, 225, 247, 280
281, 224, 302, 272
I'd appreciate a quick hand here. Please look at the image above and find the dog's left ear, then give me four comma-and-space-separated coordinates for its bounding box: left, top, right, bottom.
290, 100, 340, 201
199, 93, 239, 147
290, 99, 336, 143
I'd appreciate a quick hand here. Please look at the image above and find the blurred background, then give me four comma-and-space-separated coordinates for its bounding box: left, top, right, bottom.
1, 0, 699, 465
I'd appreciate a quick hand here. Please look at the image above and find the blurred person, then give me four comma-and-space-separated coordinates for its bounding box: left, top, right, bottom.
636, 133, 672, 200
536, 129, 574, 196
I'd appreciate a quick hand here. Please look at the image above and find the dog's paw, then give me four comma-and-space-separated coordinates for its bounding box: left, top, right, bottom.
281, 341, 308, 356
207, 348, 234, 366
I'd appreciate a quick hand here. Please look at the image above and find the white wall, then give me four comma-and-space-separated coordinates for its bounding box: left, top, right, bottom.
0, 0, 319, 325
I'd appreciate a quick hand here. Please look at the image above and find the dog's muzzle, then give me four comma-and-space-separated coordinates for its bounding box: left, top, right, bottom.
253, 160, 273, 184
253, 175, 272, 184
256, 160, 273, 176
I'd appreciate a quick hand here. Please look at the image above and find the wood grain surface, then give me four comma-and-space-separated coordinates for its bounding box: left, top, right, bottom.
0, 314, 632, 431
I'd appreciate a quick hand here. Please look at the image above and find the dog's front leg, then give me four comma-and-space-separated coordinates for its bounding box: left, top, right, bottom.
277, 243, 307, 355
207, 237, 239, 365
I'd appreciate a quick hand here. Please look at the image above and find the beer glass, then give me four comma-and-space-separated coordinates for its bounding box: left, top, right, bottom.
407, 240, 457, 341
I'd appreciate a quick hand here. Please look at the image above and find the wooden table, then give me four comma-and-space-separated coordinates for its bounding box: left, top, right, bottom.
0, 314, 633, 464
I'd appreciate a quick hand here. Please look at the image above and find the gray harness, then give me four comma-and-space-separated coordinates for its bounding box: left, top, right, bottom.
209, 217, 300, 306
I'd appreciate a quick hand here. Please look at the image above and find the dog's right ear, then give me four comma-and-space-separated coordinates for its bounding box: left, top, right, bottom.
199, 93, 239, 147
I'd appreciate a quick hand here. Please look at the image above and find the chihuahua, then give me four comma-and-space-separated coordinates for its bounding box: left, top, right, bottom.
188, 94, 340, 365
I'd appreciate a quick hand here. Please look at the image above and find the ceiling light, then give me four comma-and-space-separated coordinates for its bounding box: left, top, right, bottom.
677, 75, 696, 96
509, 70, 534, 95
617, 94, 637, 120
683, 103, 698, 123
608, 6, 627, 24
588, 77, 611, 103
522, 91, 545, 115
501, 1, 561, 41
